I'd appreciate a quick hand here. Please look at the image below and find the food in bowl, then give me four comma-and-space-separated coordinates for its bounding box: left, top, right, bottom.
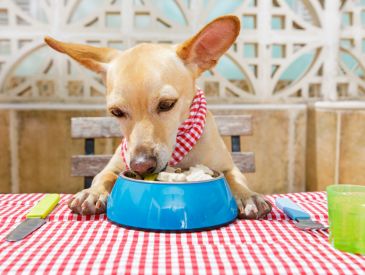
124, 164, 220, 182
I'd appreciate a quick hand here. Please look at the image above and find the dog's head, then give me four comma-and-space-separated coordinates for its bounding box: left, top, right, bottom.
45, 16, 240, 175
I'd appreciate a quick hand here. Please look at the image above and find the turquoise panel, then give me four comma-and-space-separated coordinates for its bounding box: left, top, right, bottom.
242, 15, 256, 29
342, 13, 352, 27
280, 52, 314, 81
15, 48, 49, 76
272, 45, 284, 58
361, 11, 365, 26
155, 0, 186, 25
135, 13, 150, 28
216, 55, 245, 80
69, 0, 101, 22
206, 0, 243, 22
340, 52, 356, 70
244, 44, 256, 58
272, 16, 283, 30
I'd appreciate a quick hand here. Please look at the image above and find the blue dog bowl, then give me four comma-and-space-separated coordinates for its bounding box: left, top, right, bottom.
107, 172, 238, 231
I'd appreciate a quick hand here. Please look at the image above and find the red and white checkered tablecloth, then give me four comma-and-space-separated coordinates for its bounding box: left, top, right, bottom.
0, 192, 364, 274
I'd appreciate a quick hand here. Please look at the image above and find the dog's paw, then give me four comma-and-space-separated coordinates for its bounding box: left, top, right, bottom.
235, 193, 272, 219
68, 189, 108, 215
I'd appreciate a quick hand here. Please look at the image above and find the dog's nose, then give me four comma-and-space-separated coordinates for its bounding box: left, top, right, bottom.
130, 154, 157, 176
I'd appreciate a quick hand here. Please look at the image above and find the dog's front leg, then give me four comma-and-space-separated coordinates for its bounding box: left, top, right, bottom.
225, 166, 272, 219
68, 144, 124, 215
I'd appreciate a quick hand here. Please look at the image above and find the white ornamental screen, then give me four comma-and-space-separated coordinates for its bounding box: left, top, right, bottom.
0, 0, 364, 103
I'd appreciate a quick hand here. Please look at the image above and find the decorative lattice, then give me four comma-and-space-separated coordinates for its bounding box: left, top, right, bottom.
0, 0, 364, 103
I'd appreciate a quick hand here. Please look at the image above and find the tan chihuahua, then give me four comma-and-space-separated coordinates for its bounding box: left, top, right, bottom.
45, 15, 271, 219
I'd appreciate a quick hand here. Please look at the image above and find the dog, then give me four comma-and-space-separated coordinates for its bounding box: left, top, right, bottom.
45, 15, 272, 219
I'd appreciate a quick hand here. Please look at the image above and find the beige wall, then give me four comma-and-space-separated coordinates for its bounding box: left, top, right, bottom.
0, 109, 115, 194
211, 105, 306, 194
0, 103, 364, 195
0, 111, 11, 193
306, 104, 365, 191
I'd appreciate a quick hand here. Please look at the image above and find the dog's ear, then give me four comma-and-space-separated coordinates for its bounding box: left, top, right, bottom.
44, 36, 118, 74
176, 15, 240, 75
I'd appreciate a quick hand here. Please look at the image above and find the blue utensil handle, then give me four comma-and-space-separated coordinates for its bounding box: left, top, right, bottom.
275, 198, 311, 221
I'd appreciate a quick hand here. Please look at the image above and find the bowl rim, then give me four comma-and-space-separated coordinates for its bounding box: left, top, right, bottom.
119, 170, 224, 184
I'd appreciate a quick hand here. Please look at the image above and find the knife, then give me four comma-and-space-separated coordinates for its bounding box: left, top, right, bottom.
6, 194, 60, 242
275, 197, 327, 230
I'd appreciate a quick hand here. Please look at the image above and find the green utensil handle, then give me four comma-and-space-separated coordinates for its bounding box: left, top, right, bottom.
26, 194, 60, 219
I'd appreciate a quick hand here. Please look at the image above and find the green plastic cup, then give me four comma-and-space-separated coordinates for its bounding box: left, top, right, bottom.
327, 185, 365, 255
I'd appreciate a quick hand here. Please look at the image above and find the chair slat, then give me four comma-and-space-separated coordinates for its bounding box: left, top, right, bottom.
71, 117, 121, 138
71, 115, 252, 138
214, 115, 252, 136
71, 152, 255, 177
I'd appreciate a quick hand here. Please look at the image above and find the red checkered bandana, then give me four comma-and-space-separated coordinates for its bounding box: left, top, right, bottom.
121, 88, 207, 169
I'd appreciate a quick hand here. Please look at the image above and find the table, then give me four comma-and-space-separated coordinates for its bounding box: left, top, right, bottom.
0, 192, 364, 274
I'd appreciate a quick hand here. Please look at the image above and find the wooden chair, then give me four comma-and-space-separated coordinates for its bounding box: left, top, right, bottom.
71, 115, 255, 188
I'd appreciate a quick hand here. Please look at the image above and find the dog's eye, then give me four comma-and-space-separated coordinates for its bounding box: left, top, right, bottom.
110, 108, 127, 118
158, 100, 177, 113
